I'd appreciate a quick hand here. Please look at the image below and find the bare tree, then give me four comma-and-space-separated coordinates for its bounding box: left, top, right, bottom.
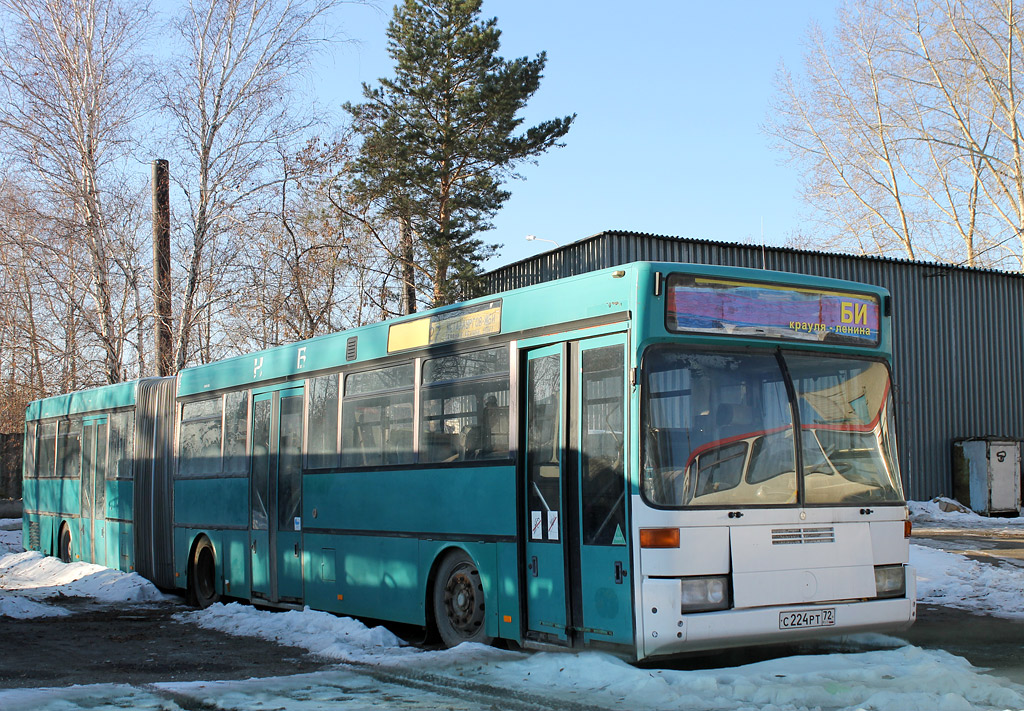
161, 0, 346, 371
767, 0, 1024, 270
227, 134, 392, 351
0, 0, 154, 384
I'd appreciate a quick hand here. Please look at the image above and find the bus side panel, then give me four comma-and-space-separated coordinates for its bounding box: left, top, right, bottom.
174, 476, 249, 595
22, 475, 38, 552
114, 522, 134, 573
303, 466, 517, 633
20, 512, 51, 556
304, 466, 517, 538
174, 478, 249, 529
35, 478, 79, 519
22, 475, 38, 521
174, 528, 249, 598
107, 480, 134, 572
495, 540, 521, 641
107, 479, 133, 521
304, 533, 421, 624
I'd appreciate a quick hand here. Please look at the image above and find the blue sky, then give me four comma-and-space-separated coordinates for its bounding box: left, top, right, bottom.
312, 0, 842, 268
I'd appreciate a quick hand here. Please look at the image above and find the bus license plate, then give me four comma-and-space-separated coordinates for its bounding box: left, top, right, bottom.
779, 608, 835, 630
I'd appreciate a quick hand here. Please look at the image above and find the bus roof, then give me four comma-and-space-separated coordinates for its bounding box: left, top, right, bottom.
175, 261, 890, 398
25, 379, 151, 422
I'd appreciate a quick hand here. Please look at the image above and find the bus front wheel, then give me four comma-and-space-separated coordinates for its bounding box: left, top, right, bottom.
57, 524, 72, 564
432, 551, 492, 648
189, 538, 220, 609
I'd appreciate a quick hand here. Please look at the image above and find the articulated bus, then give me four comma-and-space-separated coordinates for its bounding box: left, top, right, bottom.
22, 262, 915, 661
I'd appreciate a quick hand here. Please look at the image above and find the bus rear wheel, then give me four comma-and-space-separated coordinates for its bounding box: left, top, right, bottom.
432, 551, 492, 648
57, 524, 72, 564
189, 538, 220, 609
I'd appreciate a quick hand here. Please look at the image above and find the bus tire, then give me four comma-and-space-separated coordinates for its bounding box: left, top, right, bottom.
57, 523, 73, 564
432, 550, 492, 648
189, 537, 220, 609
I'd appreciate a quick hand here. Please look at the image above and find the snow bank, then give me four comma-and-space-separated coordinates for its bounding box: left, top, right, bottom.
178, 602, 410, 663
911, 498, 1024, 530
0, 549, 168, 618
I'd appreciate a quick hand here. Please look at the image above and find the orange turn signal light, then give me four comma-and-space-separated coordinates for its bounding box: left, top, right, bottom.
904, 520, 912, 538
640, 528, 680, 549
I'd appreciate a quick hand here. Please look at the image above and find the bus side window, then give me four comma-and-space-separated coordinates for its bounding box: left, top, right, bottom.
342, 364, 414, 468
37, 420, 57, 478
179, 397, 223, 476
57, 418, 82, 479
108, 411, 134, 480
224, 390, 249, 474
420, 346, 510, 464
307, 374, 339, 470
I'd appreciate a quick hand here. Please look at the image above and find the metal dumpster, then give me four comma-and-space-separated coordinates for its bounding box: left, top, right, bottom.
952, 438, 1022, 515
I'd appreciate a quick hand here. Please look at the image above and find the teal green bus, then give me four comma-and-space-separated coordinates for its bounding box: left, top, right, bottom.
22, 262, 915, 660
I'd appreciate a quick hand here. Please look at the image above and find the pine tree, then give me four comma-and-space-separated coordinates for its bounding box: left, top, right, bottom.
347, 0, 573, 309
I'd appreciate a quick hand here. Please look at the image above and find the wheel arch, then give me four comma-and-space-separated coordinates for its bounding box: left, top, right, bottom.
186, 532, 218, 604
56, 519, 73, 562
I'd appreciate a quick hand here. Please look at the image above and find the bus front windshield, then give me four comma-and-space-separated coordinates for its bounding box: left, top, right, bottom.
642, 348, 904, 508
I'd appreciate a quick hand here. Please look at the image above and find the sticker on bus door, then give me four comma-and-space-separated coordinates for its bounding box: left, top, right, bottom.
546, 511, 559, 541
531, 511, 543, 540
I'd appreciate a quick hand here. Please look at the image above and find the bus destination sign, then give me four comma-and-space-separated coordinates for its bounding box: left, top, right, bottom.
666, 275, 880, 346
388, 300, 502, 353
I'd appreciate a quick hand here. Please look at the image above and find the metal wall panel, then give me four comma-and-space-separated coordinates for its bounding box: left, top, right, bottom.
489, 231, 1024, 500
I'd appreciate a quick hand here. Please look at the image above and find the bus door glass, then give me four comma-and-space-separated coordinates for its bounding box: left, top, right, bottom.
81, 417, 108, 566
576, 335, 630, 645
276, 389, 304, 601
250, 387, 305, 603
524, 344, 567, 642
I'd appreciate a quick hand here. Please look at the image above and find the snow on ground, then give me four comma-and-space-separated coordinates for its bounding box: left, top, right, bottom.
911, 544, 1024, 618
0, 518, 23, 552
7, 603, 1023, 711
910, 497, 1024, 531
4, 505, 1024, 710
155, 646, 1024, 711
0, 519, 168, 618
169, 603, 1024, 711
909, 497, 1024, 616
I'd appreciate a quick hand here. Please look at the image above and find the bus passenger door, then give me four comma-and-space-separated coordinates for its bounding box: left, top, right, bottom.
80, 417, 108, 566
274, 388, 304, 602
574, 335, 631, 646
523, 345, 569, 643
250, 394, 273, 599
250, 388, 305, 604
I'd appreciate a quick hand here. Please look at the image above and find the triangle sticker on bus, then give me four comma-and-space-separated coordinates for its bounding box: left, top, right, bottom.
612, 525, 626, 546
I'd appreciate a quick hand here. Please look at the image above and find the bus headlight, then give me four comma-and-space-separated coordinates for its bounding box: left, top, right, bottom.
874, 565, 906, 598
680, 575, 730, 613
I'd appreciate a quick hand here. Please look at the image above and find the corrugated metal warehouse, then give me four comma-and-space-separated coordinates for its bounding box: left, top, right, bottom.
486, 230, 1024, 501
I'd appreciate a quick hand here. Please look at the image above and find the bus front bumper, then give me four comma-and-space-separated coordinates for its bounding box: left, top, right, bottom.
640, 569, 916, 661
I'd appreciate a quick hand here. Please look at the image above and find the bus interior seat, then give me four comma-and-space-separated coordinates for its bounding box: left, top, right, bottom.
461, 426, 482, 459
423, 430, 457, 462
384, 428, 412, 464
